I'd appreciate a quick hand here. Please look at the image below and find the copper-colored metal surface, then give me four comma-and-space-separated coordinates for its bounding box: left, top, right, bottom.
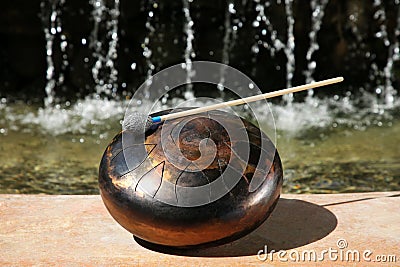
99, 109, 283, 249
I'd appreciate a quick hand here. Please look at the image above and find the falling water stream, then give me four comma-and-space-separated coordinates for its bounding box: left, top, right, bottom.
182, 0, 195, 98
90, 0, 120, 97
304, 0, 329, 86
41, 0, 68, 107
0, 0, 399, 194
141, 0, 157, 98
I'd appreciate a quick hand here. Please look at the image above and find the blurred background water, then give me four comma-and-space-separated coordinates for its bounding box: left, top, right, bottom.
0, 0, 399, 194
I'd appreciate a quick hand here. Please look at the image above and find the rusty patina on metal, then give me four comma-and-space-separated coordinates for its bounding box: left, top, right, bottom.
99, 109, 283, 249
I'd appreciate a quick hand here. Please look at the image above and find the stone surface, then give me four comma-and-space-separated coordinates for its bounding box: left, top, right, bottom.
0, 192, 399, 266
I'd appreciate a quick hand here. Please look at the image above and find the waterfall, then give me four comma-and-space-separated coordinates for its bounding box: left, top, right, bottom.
382, 0, 400, 107
36, 0, 399, 114
5, 0, 400, 138
252, 0, 295, 104
141, 0, 157, 99
218, 1, 239, 92
282, 0, 295, 104
304, 0, 329, 86
41, 0, 68, 107
373, 0, 390, 47
89, 0, 120, 98
283, 0, 295, 88
372, 0, 400, 107
182, 0, 195, 98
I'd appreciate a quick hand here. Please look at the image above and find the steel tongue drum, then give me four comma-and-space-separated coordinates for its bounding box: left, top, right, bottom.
98, 78, 343, 249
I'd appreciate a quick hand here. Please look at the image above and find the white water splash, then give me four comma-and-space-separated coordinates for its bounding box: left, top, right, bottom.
3, 98, 126, 136
2, 91, 399, 137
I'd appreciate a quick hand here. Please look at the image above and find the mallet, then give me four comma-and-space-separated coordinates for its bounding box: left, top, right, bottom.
124, 77, 344, 132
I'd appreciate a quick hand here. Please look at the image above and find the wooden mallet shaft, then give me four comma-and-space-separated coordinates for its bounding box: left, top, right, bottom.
151, 77, 344, 123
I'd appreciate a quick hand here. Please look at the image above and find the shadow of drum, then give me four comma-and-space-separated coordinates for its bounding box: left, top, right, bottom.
136, 198, 337, 256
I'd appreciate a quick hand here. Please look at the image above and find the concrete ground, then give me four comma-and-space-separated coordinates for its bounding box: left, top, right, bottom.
1, 192, 399, 266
